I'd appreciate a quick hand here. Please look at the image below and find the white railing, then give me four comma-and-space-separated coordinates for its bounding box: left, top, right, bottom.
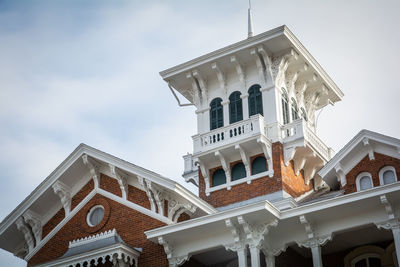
193, 114, 265, 154
281, 119, 331, 160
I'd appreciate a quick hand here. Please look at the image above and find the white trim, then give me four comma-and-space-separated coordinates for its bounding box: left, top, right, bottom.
379, 166, 398, 186
69, 229, 117, 249
25, 187, 172, 261
207, 170, 273, 194
356, 172, 373, 192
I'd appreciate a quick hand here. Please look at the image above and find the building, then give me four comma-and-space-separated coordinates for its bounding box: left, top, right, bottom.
0, 19, 399, 267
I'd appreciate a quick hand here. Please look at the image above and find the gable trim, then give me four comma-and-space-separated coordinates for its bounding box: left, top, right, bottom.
25, 187, 172, 261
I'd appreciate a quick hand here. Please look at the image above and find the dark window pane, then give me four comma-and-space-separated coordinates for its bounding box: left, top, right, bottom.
248, 84, 263, 116
210, 98, 223, 130
252, 156, 267, 175
212, 169, 226, 186
355, 259, 367, 267
369, 257, 382, 267
229, 91, 243, 124
232, 163, 246, 181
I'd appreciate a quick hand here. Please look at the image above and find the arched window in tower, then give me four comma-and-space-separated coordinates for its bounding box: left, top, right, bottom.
251, 156, 267, 175
229, 91, 243, 124
301, 107, 308, 122
210, 98, 224, 130
356, 172, 373, 191
291, 98, 299, 120
379, 166, 397, 185
281, 89, 290, 124
212, 169, 226, 187
232, 162, 246, 181
248, 84, 263, 116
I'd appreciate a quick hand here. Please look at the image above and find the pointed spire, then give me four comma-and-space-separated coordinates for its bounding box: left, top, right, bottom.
248, 0, 254, 38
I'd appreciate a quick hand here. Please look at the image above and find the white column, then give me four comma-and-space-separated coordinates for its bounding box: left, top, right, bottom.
310, 244, 323, 267
241, 94, 249, 120
250, 245, 261, 267
260, 87, 278, 125
265, 254, 275, 267
203, 108, 210, 133
222, 100, 230, 126
392, 227, 400, 267
237, 247, 248, 267
113, 259, 128, 267
196, 110, 203, 134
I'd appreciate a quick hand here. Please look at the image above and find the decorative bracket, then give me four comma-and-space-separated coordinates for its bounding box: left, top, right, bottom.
211, 62, 227, 95
380, 195, 395, 219
192, 69, 208, 106
238, 215, 278, 249
334, 163, 347, 187
15, 217, 35, 254
158, 236, 190, 267
138, 176, 157, 212
250, 48, 267, 86
22, 210, 43, 244
257, 137, 274, 177
257, 45, 274, 88
186, 72, 202, 107
82, 154, 101, 188
235, 144, 251, 179
231, 55, 246, 88
52, 180, 72, 216
215, 151, 231, 188
283, 146, 296, 167
109, 165, 129, 200
294, 157, 307, 176
362, 137, 375, 161
197, 159, 210, 196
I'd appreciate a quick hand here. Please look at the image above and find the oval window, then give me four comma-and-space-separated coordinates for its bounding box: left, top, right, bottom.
87, 205, 105, 227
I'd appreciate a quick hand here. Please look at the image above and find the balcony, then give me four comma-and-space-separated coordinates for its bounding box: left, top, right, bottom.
280, 119, 333, 162
192, 114, 266, 155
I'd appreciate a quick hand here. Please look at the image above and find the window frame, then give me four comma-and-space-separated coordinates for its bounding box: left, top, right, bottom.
281, 89, 290, 124
356, 172, 374, 191
248, 84, 263, 116
379, 166, 397, 186
209, 98, 224, 130
229, 91, 243, 124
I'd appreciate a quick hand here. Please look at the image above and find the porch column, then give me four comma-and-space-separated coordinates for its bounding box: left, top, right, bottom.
222, 100, 230, 126
237, 247, 248, 267
310, 244, 323, 267
241, 93, 249, 120
195, 109, 203, 134
392, 225, 400, 266
249, 245, 261, 267
265, 254, 275, 267
203, 108, 210, 133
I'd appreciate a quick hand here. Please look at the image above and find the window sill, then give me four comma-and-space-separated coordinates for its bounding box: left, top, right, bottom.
207, 170, 274, 194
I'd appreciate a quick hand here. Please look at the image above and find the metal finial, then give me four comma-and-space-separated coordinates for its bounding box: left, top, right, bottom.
248, 0, 254, 38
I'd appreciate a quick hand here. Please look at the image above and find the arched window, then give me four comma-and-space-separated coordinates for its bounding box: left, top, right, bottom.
229, 91, 243, 124
251, 156, 267, 175
281, 89, 290, 124
301, 107, 308, 122
212, 169, 226, 187
248, 84, 263, 116
210, 98, 224, 130
232, 162, 246, 181
379, 166, 397, 185
356, 172, 373, 191
291, 98, 299, 120
352, 255, 382, 267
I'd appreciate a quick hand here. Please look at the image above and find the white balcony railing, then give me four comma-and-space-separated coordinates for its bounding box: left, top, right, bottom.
193, 114, 265, 154
281, 119, 332, 161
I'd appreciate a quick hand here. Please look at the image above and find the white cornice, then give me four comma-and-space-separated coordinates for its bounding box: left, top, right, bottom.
318, 130, 400, 185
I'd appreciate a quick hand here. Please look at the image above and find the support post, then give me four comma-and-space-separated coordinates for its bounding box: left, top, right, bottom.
222, 100, 230, 127
310, 244, 323, 267
265, 254, 275, 267
241, 94, 249, 120
237, 247, 248, 267
250, 245, 261, 267
393, 227, 400, 267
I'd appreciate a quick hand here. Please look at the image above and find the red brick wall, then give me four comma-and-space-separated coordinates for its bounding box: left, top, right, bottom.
71, 179, 94, 210
42, 208, 65, 239
343, 153, 400, 194
28, 194, 168, 267
199, 142, 313, 207
127, 184, 151, 210
100, 174, 122, 197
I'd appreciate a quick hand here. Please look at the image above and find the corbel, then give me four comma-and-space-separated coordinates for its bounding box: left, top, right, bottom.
82, 154, 101, 188
15, 217, 35, 253
238, 216, 278, 249
334, 163, 347, 187
22, 210, 43, 244
235, 144, 251, 179
299, 215, 314, 239
158, 236, 173, 260
295, 79, 309, 105
257, 45, 274, 86
225, 218, 242, 245
362, 137, 375, 161
211, 62, 227, 94
250, 48, 266, 85
294, 157, 307, 176
257, 137, 274, 177
380, 195, 395, 219
138, 176, 157, 212
147, 180, 165, 216
283, 146, 296, 167
186, 72, 202, 107
304, 166, 316, 185
13, 242, 29, 259
52, 180, 72, 216
215, 150, 231, 189
230, 55, 246, 88
192, 69, 208, 105
109, 164, 128, 200
197, 159, 210, 196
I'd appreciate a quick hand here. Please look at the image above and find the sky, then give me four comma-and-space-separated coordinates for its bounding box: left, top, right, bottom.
0, 0, 399, 265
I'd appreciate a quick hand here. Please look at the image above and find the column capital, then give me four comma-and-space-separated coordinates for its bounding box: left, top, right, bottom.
297, 234, 332, 249
376, 218, 400, 230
